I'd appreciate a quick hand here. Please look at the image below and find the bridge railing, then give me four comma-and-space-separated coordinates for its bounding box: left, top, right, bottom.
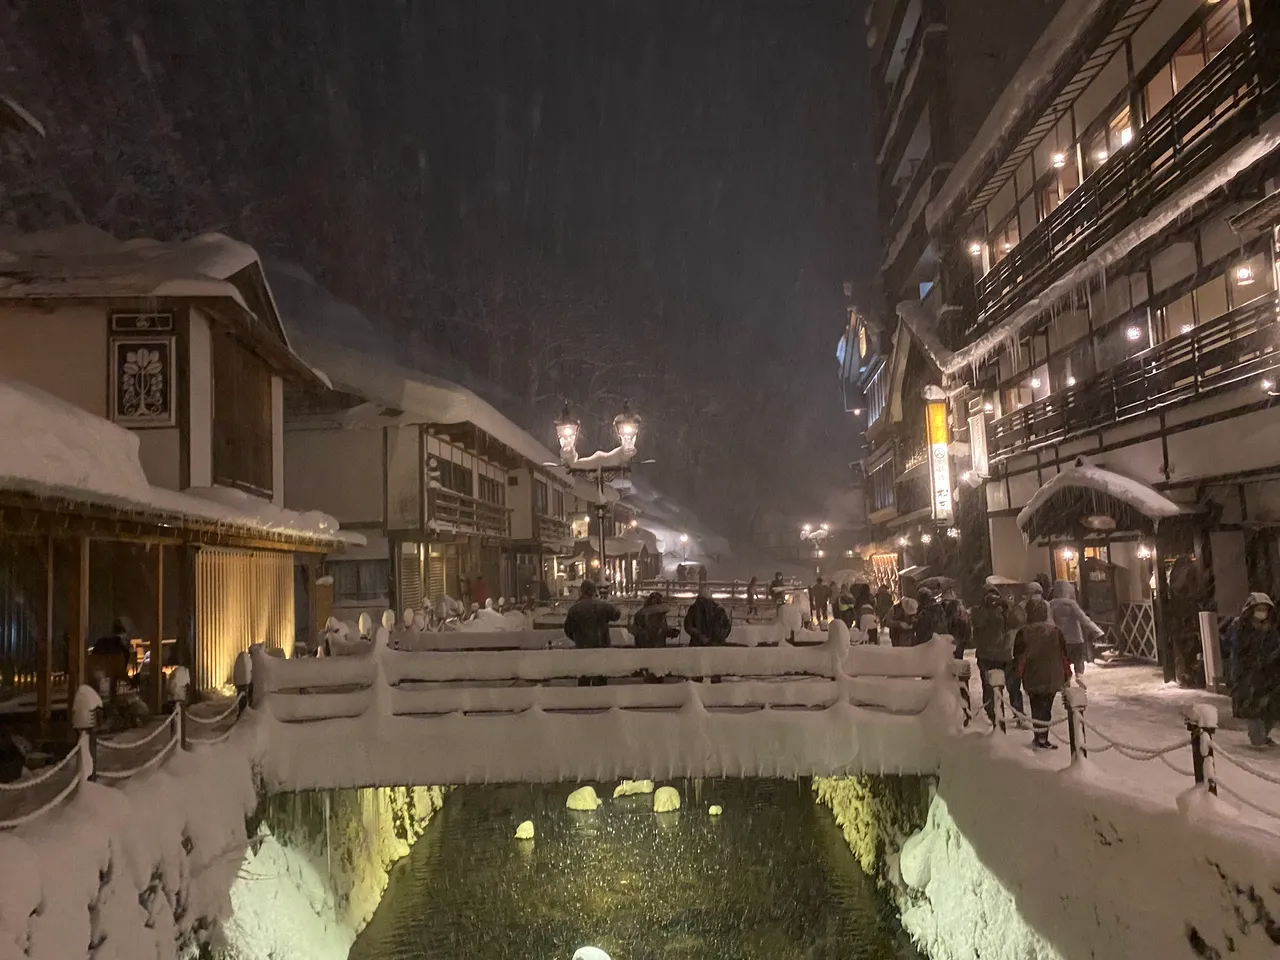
252, 625, 958, 725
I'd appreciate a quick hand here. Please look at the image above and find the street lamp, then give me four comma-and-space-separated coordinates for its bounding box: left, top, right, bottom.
554, 401, 644, 587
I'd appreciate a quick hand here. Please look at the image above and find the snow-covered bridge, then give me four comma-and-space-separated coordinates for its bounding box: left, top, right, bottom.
250, 627, 959, 788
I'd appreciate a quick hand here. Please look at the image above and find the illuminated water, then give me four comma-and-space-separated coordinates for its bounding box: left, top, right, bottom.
349, 779, 918, 960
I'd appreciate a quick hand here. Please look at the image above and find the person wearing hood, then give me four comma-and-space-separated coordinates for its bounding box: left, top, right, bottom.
1050, 580, 1105, 685
912, 587, 950, 647
972, 586, 1025, 726
886, 596, 918, 647
1230, 592, 1280, 747
630, 592, 677, 649
684, 586, 732, 647
1014, 593, 1069, 748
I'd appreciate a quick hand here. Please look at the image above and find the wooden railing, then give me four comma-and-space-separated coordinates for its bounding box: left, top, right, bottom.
967, 26, 1277, 341
535, 514, 572, 543
427, 487, 509, 537
989, 296, 1280, 459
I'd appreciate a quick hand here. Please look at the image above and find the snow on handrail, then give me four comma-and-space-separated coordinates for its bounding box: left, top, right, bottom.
0, 737, 86, 830
96, 734, 179, 781
186, 695, 242, 726
1214, 744, 1280, 787
98, 709, 180, 750
0, 737, 82, 791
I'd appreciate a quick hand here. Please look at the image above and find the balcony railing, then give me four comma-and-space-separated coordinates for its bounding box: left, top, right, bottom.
536, 514, 572, 545
988, 296, 1280, 460
427, 487, 510, 537
967, 26, 1278, 341
878, 16, 930, 152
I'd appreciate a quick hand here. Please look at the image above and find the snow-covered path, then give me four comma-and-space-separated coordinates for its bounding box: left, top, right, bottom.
963, 659, 1280, 834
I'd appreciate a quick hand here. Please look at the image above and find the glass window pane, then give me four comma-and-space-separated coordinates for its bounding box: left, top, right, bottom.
1161, 292, 1196, 341
1145, 63, 1174, 119
1194, 275, 1229, 324
1172, 27, 1207, 94
1108, 105, 1133, 153
1204, 4, 1243, 60
1084, 128, 1109, 177
1229, 251, 1274, 307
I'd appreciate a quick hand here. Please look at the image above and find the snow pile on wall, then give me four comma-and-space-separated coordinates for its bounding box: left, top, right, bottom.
223, 785, 445, 960
0, 721, 263, 960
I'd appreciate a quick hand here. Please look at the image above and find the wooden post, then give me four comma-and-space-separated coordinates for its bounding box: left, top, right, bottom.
152, 545, 165, 713
37, 535, 54, 738
67, 537, 89, 694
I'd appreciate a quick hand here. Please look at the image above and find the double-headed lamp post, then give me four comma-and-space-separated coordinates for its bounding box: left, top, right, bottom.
555, 401, 642, 586
801, 522, 830, 563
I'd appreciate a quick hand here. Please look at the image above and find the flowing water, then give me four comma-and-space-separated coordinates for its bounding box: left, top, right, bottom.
349, 779, 918, 960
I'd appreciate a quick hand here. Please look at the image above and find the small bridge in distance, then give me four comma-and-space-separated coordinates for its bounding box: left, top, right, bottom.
251, 625, 959, 790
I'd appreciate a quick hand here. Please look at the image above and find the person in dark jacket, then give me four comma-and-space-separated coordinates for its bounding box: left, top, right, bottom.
565, 581, 620, 686
769, 572, 786, 605
971, 586, 1024, 725
630, 593, 677, 649
746, 576, 759, 616
886, 597, 917, 647
940, 586, 971, 658
1014, 596, 1069, 748
809, 577, 832, 622
833, 584, 857, 629
913, 588, 950, 647
874, 584, 894, 622
684, 588, 732, 647
1231, 592, 1280, 747
853, 583, 874, 612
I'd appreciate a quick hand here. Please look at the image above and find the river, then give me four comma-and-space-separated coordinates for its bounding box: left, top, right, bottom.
349, 779, 918, 960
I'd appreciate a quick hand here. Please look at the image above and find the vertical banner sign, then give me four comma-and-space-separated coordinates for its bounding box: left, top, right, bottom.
968, 412, 990, 478
927, 401, 953, 522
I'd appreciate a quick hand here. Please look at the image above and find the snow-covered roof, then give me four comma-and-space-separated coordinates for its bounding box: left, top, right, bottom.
1016, 460, 1181, 541
926, 0, 1114, 233
0, 376, 357, 547
0, 226, 319, 383
292, 335, 616, 502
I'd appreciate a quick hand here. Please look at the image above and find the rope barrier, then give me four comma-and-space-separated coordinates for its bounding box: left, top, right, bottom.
1215, 778, 1280, 822
0, 772, 81, 830
0, 742, 81, 792
96, 734, 178, 781
186, 696, 242, 726
188, 725, 237, 746
98, 711, 179, 751
1214, 745, 1280, 786
1157, 753, 1195, 778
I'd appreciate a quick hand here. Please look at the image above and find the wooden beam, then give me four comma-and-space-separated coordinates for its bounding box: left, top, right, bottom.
37, 534, 53, 737
152, 545, 165, 712
67, 536, 89, 693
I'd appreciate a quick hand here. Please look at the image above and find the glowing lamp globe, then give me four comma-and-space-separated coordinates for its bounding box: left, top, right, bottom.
613, 401, 642, 454
555, 404, 581, 461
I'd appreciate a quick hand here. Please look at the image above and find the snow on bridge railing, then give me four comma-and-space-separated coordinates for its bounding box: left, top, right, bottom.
251, 622, 957, 725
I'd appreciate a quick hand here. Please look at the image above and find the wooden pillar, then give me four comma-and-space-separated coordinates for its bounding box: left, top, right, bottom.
152, 545, 165, 712
67, 536, 89, 694
37, 534, 54, 738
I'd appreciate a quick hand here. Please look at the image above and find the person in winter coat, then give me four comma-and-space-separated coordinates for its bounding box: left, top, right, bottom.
913, 587, 950, 647
1014, 596, 1070, 748
630, 592, 677, 649
1050, 580, 1104, 685
971, 586, 1025, 725
857, 604, 880, 642
746, 576, 759, 616
1033, 572, 1053, 597
809, 577, 832, 622
1231, 592, 1280, 747
875, 584, 895, 623
940, 586, 971, 658
769, 572, 786, 605
887, 597, 918, 647
684, 588, 732, 647
834, 584, 857, 629
565, 581, 620, 685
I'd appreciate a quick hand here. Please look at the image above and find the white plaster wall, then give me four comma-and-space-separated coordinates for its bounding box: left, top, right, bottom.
0, 304, 107, 415
989, 514, 1049, 582
136, 428, 182, 491
1166, 405, 1280, 482
188, 309, 213, 489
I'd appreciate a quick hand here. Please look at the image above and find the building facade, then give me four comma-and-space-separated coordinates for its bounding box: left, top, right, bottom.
917, 0, 1280, 676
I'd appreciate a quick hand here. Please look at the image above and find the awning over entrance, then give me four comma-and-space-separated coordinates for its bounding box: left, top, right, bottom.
1016, 460, 1182, 541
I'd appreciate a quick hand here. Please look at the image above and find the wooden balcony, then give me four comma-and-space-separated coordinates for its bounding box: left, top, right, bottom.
535, 514, 572, 546
988, 297, 1280, 460
966, 26, 1279, 342
427, 487, 510, 538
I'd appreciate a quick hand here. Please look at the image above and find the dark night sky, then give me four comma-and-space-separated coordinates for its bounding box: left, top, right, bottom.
0, 0, 877, 536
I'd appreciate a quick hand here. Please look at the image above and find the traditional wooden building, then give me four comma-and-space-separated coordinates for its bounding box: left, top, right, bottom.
909, 0, 1280, 674
283, 336, 600, 617
0, 228, 351, 714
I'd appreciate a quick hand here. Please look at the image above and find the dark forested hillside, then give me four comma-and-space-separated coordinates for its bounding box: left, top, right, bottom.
0, 0, 874, 535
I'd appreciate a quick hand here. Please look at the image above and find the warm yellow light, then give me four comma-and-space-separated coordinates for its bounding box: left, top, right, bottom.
1119, 127, 1133, 146
1095, 149, 1109, 162
679, 533, 689, 543
1125, 325, 1143, 341
1236, 264, 1255, 285
920, 533, 933, 544
591, 558, 601, 568
1136, 544, 1153, 560
1066, 376, 1077, 387
968, 241, 982, 256
1030, 377, 1042, 389
1061, 547, 1076, 561
1051, 152, 1066, 168
983, 401, 993, 413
